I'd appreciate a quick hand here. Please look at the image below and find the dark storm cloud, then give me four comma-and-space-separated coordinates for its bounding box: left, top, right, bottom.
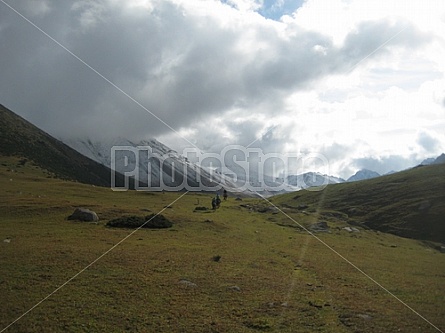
0, 0, 432, 142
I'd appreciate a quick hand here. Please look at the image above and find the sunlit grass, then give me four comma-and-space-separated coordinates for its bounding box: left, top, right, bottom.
0, 156, 444, 332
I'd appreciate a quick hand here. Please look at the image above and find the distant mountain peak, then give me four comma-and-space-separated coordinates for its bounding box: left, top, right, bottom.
286, 171, 345, 189
347, 169, 380, 182
433, 153, 445, 165
419, 153, 445, 166
420, 157, 436, 166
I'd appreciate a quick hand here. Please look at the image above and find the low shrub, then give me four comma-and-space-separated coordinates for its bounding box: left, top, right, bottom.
107, 214, 173, 229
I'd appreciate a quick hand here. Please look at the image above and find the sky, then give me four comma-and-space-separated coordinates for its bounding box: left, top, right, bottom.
0, 0, 444, 179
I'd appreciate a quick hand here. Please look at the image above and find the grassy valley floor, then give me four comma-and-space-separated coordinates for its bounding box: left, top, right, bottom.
0, 156, 444, 332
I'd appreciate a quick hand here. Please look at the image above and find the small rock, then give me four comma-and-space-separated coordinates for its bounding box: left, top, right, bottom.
310, 221, 329, 232
308, 301, 323, 309
357, 314, 372, 320
343, 226, 360, 232
179, 279, 197, 287
228, 286, 241, 292
212, 255, 221, 262
3, 238, 11, 243
67, 208, 99, 222
235, 197, 242, 201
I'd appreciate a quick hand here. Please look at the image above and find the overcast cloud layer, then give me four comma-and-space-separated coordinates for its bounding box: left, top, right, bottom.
1, 0, 444, 178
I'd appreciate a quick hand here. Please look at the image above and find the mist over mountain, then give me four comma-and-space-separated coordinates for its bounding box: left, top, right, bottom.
64, 137, 243, 193
3, 98, 439, 194
286, 172, 345, 189
0, 104, 115, 187
64, 135, 445, 193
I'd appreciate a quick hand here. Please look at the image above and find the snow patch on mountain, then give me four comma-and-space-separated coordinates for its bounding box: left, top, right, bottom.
286, 172, 345, 189
64, 137, 241, 192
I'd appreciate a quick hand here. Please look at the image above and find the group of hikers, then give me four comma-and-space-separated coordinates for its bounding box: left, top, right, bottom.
211, 188, 228, 210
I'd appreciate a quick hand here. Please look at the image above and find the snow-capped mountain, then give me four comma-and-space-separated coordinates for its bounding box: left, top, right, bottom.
347, 169, 380, 182
64, 137, 240, 193
286, 172, 345, 189
64, 137, 304, 195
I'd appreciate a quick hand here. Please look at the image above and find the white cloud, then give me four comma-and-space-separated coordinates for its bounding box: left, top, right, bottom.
290, 0, 445, 45
0, 0, 444, 179
223, 0, 263, 12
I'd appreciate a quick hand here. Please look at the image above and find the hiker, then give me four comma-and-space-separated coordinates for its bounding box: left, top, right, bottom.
223, 189, 228, 200
212, 197, 217, 210
216, 194, 221, 208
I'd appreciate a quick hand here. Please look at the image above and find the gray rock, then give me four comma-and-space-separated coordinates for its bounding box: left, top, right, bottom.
227, 286, 241, 292
343, 227, 360, 232
68, 208, 99, 222
310, 221, 329, 232
179, 279, 197, 287
357, 314, 372, 320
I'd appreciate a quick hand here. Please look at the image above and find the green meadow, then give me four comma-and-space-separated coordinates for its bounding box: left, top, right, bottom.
1, 156, 444, 332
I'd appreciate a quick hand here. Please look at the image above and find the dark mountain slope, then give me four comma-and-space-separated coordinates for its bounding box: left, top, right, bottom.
0, 104, 114, 187
272, 164, 445, 242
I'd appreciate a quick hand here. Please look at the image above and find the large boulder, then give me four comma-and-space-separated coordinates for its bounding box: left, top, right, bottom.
68, 208, 99, 222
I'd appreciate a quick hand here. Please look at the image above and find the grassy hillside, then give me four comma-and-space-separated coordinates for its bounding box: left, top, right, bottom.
0, 104, 114, 187
0, 155, 444, 333
271, 164, 445, 243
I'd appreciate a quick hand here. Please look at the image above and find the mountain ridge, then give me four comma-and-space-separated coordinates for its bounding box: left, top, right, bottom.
0, 104, 120, 187
347, 168, 380, 182
64, 137, 246, 194
272, 163, 445, 242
